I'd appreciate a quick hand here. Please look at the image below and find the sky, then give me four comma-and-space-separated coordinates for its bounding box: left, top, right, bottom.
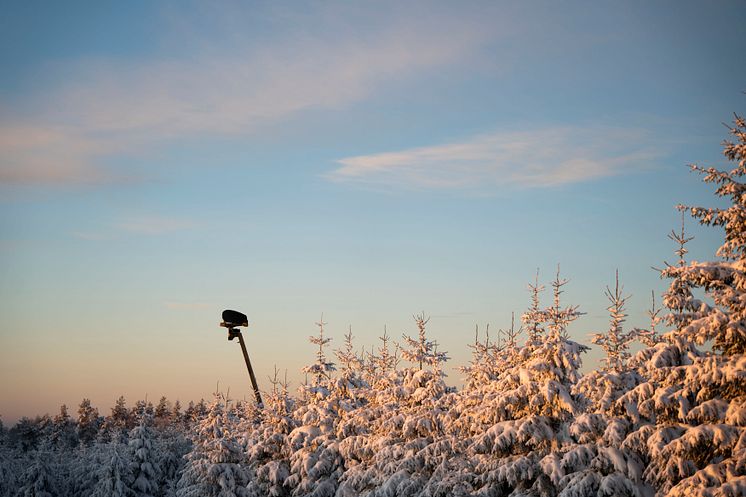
1, 1, 745, 423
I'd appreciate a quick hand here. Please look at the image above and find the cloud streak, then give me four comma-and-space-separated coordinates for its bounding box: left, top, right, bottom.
164, 302, 212, 311
0, 6, 494, 186
116, 216, 196, 235
329, 126, 661, 191
71, 215, 195, 240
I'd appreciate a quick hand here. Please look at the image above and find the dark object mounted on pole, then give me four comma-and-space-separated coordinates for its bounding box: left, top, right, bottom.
220, 309, 263, 406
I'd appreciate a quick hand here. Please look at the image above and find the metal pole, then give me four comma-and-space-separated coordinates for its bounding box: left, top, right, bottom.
235, 330, 263, 406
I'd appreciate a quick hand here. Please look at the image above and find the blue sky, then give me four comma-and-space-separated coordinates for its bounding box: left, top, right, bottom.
1, 1, 745, 422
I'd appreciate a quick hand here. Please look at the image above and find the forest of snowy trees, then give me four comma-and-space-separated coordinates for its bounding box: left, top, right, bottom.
1, 114, 745, 496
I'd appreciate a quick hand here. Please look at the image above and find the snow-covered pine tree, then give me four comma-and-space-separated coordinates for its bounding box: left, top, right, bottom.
182, 402, 197, 426
50, 405, 78, 450
113, 396, 130, 428
77, 399, 100, 446
170, 401, 182, 428
100, 396, 131, 443
154, 397, 171, 429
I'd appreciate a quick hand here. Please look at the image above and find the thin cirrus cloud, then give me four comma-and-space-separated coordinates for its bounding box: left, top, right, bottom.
0, 10, 492, 187
72, 216, 195, 240
164, 302, 212, 311
329, 126, 662, 191
116, 216, 196, 235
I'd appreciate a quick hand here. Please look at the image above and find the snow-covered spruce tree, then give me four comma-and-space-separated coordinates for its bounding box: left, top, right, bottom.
459, 269, 640, 497
397, 313, 450, 409
615, 114, 746, 496
155, 431, 191, 497
497, 313, 524, 374
332, 328, 372, 443
0, 442, 24, 497
400, 313, 449, 373
495, 267, 588, 419
17, 450, 58, 497
524, 270, 547, 352
301, 315, 337, 401
295, 316, 339, 435
653, 114, 746, 496
455, 316, 524, 439
177, 395, 249, 497
245, 368, 295, 497
459, 324, 501, 390
362, 328, 404, 406
616, 216, 705, 426
333, 327, 367, 404
63, 443, 100, 497
592, 270, 637, 373
90, 442, 135, 497
632, 290, 663, 348
574, 271, 643, 415
281, 318, 347, 497
338, 314, 464, 497
661, 213, 706, 343
672, 115, 746, 354
129, 416, 160, 497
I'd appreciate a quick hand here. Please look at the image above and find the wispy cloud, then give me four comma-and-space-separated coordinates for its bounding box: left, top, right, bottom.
164, 301, 212, 311
72, 231, 116, 241
329, 126, 661, 191
116, 216, 196, 235
0, 125, 121, 186
71, 215, 195, 240
0, 5, 494, 186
